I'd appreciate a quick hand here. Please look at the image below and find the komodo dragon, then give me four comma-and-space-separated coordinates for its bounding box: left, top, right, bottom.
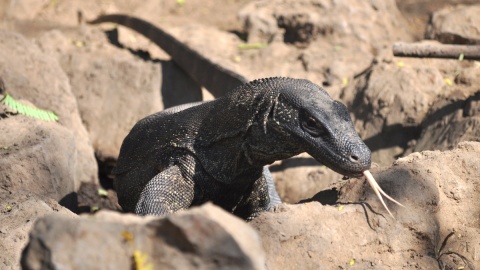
89, 15, 375, 220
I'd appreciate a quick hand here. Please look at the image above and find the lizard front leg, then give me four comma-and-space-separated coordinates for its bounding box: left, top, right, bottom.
135, 165, 194, 216
233, 168, 277, 220
263, 166, 282, 210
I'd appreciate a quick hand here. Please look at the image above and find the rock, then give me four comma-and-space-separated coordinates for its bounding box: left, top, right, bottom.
0, 30, 97, 189
1, 0, 49, 21
238, 1, 280, 44
416, 91, 480, 152
163, 23, 248, 84
340, 55, 456, 165
414, 60, 480, 152
344, 58, 441, 134
237, 0, 413, 95
36, 28, 166, 161
0, 190, 76, 270
270, 153, 343, 203
252, 141, 480, 269
21, 203, 266, 270
14, 1, 125, 29
426, 5, 480, 45
0, 116, 77, 209
77, 182, 121, 213
240, 0, 411, 45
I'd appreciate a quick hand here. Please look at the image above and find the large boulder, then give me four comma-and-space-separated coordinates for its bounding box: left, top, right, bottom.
21, 203, 266, 270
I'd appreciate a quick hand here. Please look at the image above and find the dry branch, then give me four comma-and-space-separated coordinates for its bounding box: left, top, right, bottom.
393, 42, 480, 60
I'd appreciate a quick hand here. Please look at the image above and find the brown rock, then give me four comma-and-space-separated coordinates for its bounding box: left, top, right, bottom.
0, 30, 97, 189
252, 141, 480, 269
237, 0, 413, 95
416, 91, 480, 152
0, 116, 77, 209
426, 5, 480, 45
341, 56, 452, 165
271, 153, 343, 204
36, 28, 164, 160
238, 1, 280, 44
1, 0, 49, 21
21, 203, 266, 270
240, 0, 411, 46
0, 190, 76, 270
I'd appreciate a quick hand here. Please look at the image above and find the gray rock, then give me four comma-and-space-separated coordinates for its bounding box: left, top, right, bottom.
0, 190, 76, 270
426, 5, 480, 45
21, 203, 266, 270
0, 30, 98, 189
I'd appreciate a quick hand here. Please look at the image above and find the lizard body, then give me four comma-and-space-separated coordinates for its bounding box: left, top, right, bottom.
113, 77, 370, 219
90, 16, 371, 219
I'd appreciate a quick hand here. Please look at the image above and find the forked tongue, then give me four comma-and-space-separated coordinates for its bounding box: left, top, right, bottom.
363, 170, 404, 218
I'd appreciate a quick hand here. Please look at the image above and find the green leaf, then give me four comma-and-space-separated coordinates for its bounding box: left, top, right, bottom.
1, 93, 59, 122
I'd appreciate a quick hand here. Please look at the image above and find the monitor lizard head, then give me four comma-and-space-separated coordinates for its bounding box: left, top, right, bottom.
267, 78, 371, 177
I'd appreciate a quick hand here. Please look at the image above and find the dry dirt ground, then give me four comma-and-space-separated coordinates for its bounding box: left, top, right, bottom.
0, 0, 479, 269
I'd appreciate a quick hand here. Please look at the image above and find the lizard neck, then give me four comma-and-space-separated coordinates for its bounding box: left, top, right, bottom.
192, 78, 305, 184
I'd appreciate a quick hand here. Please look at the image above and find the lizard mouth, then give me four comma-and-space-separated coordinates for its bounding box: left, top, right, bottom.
311, 147, 371, 178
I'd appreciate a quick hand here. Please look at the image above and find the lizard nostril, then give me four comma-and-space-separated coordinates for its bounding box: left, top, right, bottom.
350, 155, 359, 162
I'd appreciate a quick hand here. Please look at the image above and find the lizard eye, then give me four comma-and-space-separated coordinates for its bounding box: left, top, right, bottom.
306, 117, 317, 127
301, 112, 325, 137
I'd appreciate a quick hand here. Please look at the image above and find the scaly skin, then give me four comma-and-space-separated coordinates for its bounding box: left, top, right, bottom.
113, 78, 371, 219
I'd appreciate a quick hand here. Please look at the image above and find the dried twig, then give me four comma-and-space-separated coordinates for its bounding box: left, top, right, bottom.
393, 42, 480, 60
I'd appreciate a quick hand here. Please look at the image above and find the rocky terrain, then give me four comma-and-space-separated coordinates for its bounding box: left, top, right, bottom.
0, 0, 479, 269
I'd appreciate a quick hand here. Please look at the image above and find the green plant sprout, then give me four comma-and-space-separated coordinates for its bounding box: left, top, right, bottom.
0, 93, 58, 122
